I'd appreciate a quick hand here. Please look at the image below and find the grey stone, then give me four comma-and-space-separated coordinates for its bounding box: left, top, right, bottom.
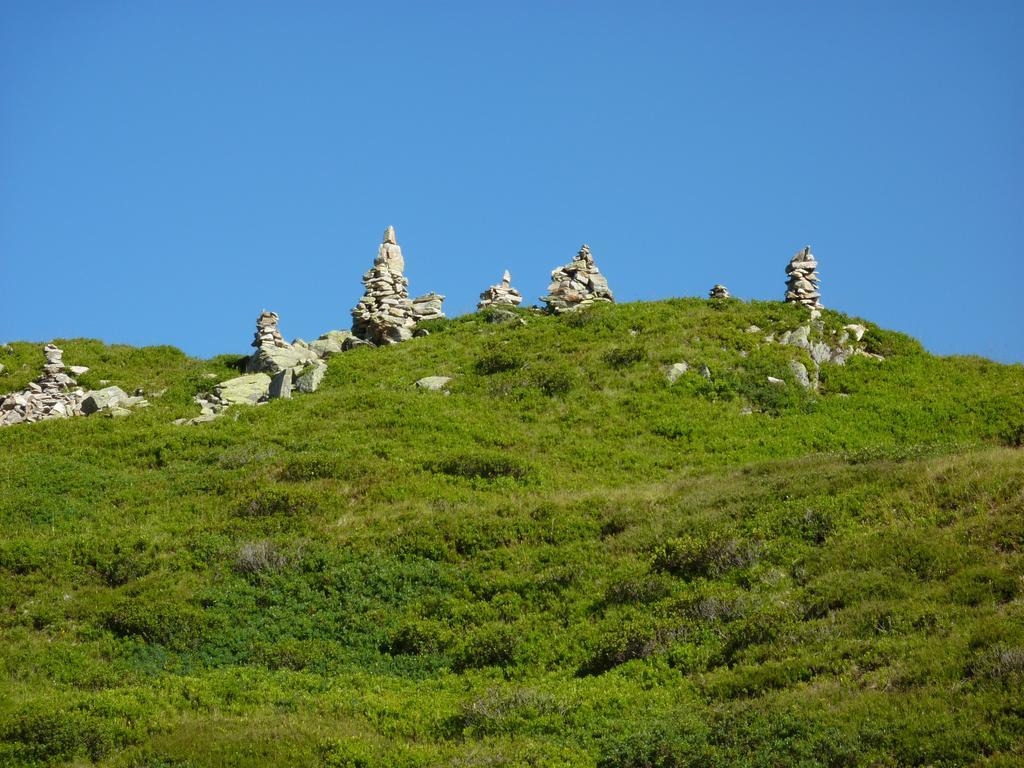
415, 376, 452, 391
295, 361, 327, 393
69, 365, 89, 375
215, 373, 271, 406
767, 376, 785, 385
246, 343, 319, 375
269, 369, 293, 400
666, 362, 689, 384
789, 361, 811, 389
844, 323, 867, 342
81, 386, 130, 415
699, 365, 712, 381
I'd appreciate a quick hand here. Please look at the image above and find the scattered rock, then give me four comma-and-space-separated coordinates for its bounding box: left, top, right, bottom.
69, 365, 90, 376
767, 376, 785, 385
342, 336, 373, 351
709, 284, 731, 299
478, 270, 524, 310
415, 376, 452, 391
541, 244, 614, 313
666, 362, 689, 384
485, 308, 526, 325
844, 323, 867, 342
746, 325, 761, 334
699, 365, 712, 381
785, 246, 823, 311
789, 361, 811, 390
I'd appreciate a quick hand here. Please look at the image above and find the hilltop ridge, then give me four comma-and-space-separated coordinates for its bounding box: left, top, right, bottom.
0, 298, 1022, 766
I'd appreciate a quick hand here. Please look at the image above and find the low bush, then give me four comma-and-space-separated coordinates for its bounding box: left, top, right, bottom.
427, 453, 531, 482
603, 345, 646, 369
653, 534, 760, 580
233, 540, 289, 575
473, 350, 524, 375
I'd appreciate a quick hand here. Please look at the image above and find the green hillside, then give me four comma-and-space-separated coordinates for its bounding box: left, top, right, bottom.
1, 299, 1022, 767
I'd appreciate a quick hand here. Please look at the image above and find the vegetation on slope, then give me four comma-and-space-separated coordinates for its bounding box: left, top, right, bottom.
0, 299, 1022, 767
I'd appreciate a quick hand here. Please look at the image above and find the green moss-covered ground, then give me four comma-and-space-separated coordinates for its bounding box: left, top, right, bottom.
1, 299, 1022, 766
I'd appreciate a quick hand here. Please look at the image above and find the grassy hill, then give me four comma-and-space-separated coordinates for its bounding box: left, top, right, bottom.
1, 299, 1022, 767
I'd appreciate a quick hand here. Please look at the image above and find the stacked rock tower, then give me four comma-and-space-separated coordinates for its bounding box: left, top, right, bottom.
709, 284, 731, 299
541, 245, 614, 314
351, 226, 416, 345
785, 246, 823, 311
477, 270, 523, 310
351, 226, 445, 345
251, 311, 287, 348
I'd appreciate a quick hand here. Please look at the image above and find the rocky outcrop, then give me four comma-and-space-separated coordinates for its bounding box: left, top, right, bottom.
245, 311, 319, 375
415, 376, 452, 391
785, 246, 822, 311
352, 226, 443, 345
478, 270, 523, 310
541, 245, 614, 314
709, 284, 731, 299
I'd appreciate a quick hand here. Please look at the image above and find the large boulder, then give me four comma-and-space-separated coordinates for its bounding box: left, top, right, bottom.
216, 373, 271, 406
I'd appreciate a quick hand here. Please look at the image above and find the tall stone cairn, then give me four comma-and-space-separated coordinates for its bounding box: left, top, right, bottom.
541, 244, 614, 314
709, 284, 731, 299
477, 270, 523, 310
252, 311, 287, 348
785, 246, 823, 311
351, 226, 415, 344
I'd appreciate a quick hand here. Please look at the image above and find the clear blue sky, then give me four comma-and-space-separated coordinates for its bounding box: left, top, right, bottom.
2, 1, 1022, 362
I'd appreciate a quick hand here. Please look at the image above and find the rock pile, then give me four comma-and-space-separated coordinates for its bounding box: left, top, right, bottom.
0, 344, 86, 426
541, 244, 614, 314
0, 344, 150, 426
477, 270, 523, 310
410, 292, 446, 324
709, 284, 731, 299
785, 246, 822, 311
352, 226, 443, 344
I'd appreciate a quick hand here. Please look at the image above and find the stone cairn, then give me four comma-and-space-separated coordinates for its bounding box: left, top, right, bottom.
0, 344, 86, 426
252, 311, 287, 348
541, 244, 614, 313
411, 292, 446, 324
709, 284, 731, 299
351, 226, 444, 344
477, 270, 523, 310
785, 246, 822, 311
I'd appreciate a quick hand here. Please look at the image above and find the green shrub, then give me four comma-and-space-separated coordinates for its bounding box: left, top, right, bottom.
473, 350, 524, 375
603, 345, 646, 369
531, 364, 575, 396
232, 540, 289, 576
581, 617, 685, 675
453, 624, 521, 670
236, 487, 319, 517
279, 454, 341, 481
427, 453, 531, 482
653, 534, 760, 580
